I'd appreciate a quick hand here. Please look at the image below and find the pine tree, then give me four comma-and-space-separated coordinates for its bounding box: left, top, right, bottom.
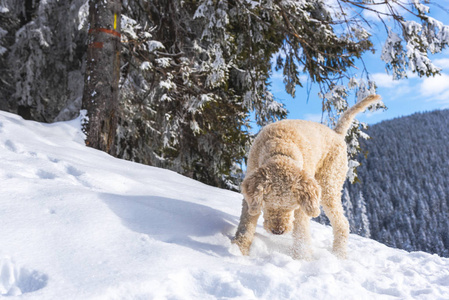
115, 0, 274, 189
358, 191, 371, 238
342, 187, 354, 229
0, 0, 87, 121
82, 0, 122, 155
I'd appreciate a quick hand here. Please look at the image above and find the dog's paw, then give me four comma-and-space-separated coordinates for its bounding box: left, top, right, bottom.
332, 246, 347, 259
291, 247, 313, 261
291, 242, 314, 261
231, 237, 251, 256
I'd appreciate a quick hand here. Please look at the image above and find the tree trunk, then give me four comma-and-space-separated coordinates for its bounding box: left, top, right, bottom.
82, 0, 121, 155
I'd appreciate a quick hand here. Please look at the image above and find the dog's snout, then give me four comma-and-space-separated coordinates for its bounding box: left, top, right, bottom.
271, 228, 285, 235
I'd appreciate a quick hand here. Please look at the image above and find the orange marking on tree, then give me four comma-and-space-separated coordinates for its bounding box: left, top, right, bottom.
88, 28, 121, 38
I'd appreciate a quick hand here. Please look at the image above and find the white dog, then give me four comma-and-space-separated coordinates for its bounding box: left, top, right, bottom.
233, 95, 381, 259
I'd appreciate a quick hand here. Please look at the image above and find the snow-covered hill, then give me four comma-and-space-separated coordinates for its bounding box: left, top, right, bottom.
0, 110, 448, 299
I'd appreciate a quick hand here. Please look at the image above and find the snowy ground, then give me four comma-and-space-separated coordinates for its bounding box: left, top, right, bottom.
0, 110, 448, 299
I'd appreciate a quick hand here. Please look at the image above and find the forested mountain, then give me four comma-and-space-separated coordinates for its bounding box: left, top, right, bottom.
340, 110, 449, 257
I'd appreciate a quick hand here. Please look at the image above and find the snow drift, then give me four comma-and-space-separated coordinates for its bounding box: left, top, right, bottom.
0, 110, 448, 299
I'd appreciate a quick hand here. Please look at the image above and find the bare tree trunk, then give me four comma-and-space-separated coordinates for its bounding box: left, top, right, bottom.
82, 0, 121, 155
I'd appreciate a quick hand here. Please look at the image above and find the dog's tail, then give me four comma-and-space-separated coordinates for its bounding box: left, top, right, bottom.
333, 94, 382, 136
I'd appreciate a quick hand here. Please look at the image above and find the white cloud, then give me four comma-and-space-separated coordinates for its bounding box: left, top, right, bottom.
406, 71, 419, 79
420, 73, 449, 96
370, 73, 401, 88
370, 71, 419, 90
303, 113, 323, 123
420, 73, 449, 104
433, 58, 449, 70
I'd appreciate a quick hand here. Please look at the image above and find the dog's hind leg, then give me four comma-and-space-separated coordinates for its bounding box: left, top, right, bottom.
233, 199, 261, 255
318, 150, 350, 259
321, 201, 349, 259
291, 208, 313, 260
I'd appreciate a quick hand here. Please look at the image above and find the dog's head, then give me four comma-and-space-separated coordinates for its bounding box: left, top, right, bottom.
241, 156, 321, 235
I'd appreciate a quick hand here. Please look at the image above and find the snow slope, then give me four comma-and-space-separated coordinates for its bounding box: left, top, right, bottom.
0, 110, 448, 300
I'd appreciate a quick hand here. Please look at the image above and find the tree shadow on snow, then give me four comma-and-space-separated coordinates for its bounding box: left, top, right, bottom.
102, 194, 239, 257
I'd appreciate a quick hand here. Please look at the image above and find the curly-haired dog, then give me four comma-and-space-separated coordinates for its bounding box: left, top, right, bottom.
233, 95, 382, 259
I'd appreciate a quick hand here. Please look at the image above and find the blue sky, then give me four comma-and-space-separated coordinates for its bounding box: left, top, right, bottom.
269, 1, 449, 126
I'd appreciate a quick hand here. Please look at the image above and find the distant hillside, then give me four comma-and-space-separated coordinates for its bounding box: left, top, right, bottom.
342, 109, 449, 257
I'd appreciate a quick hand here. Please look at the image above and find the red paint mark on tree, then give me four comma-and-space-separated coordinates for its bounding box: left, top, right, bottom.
88, 28, 121, 38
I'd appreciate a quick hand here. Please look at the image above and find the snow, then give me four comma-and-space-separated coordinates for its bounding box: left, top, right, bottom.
77, 0, 89, 30
155, 57, 171, 68
0, 110, 449, 299
147, 41, 165, 53
140, 61, 152, 71
0, 6, 9, 13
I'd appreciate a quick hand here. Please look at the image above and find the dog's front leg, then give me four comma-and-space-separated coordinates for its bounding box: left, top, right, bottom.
291, 208, 313, 260
233, 199, 260, 255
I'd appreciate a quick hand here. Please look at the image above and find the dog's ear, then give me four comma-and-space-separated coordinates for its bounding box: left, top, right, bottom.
241, 168, 269, 216
292, 171, 321, 217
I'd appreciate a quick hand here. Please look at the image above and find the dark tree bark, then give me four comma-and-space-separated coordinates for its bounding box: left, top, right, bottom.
82, 0, 121, 155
